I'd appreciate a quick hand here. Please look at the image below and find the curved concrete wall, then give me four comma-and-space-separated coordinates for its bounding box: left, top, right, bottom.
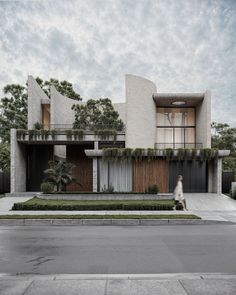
113, 102, 126, 125
50, 85, 83, 126
125, 74, 157, 148
27, 75, 49, 129
196, 90, 211, 148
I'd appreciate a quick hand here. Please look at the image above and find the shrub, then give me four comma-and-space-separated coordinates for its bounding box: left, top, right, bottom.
147, 184, 159, 194
101, 184, 114, 193
40, 182, 54, 193
33, 122, 43, 130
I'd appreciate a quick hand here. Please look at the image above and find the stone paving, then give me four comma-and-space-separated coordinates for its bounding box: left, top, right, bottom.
1, 274, 236, 295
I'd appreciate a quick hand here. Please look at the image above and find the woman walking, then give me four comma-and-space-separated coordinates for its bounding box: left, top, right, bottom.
174, 175, 187, 210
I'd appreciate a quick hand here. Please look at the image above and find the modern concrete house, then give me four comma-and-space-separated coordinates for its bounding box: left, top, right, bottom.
10, 74, 229, 194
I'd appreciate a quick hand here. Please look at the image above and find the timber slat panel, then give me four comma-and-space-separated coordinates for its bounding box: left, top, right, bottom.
133, 158, 168, 193
66, 145, 93, 192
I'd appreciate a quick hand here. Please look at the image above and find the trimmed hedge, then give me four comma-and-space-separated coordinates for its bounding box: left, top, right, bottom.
12, 197, 174, 211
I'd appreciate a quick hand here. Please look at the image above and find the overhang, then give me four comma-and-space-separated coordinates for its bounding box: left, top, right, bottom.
152, 93, 204, 107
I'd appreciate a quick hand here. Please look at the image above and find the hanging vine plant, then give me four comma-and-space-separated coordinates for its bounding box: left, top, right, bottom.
191, 148, 198, 160
147, 148, 156, 161
51, 129, 56, 140
177, 148, 186, 161
73, 129, 84, 141
66, 129, 73, 140
164, 148, 174, 161
132, 148, 144, 161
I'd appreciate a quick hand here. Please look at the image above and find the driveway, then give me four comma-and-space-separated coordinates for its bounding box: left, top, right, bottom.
185, 193, 236, 211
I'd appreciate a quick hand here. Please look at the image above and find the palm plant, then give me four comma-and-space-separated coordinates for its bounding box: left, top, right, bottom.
43, 160, 77, 192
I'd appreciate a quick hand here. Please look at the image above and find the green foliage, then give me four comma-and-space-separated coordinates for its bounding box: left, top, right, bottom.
0, 143, 10, 171
132, 148, 144, 161
40, 182, 54, 193
12, 197, 175, 211
72, 98, 124, 131
0, 84, 28, 143
35, 77, 81, 101
211, 122, 236, 172
95, 129, 117, 140
44, 160, 77, 192
164, 148, 174, 160
33, 122, 43, 130
66, 129, 73, 140
51, 129, 56, 140
73, 129, 84, 140
101, 185, 115, 193
147, 184, 159, 194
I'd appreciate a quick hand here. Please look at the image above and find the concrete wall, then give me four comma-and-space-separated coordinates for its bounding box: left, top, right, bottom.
196, 90, 211, 148
27, 76, 49, 129
208, 158, 222, 194
10, 129, 26, 192
50, 85, 80, 126
113, 102, 126, 125
125, 74, 157, 148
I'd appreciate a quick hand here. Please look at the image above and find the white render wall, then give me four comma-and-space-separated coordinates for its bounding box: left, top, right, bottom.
125, 74, 157, 148
10, 129, 26, 192
196, 90, 211, 148
27, 75, 49, 129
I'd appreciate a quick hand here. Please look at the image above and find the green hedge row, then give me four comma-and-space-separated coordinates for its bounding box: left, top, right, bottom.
12, 202, 174, 211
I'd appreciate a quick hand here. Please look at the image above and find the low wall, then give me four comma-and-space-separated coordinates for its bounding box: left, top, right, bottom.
37, 193, 173, 201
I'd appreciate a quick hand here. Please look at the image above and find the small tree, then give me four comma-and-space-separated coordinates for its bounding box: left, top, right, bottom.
43, 160, 77, 192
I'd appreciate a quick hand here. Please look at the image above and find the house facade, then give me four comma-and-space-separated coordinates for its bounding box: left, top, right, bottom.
10, 74, 229, 194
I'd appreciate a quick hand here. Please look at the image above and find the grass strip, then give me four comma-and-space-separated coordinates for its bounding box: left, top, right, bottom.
12, 197, 175, 211
0, 214, 201, 219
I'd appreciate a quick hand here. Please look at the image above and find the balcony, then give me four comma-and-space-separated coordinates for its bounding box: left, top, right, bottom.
155, 143, 203, 149
16, 124, 125, 145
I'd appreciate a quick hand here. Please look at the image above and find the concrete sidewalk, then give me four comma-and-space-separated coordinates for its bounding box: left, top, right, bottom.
1, 273, 236, 295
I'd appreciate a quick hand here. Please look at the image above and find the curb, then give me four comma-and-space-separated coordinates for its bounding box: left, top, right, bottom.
0, 218, 234, 226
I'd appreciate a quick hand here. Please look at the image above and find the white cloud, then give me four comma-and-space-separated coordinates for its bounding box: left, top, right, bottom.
0, 0, 236, 125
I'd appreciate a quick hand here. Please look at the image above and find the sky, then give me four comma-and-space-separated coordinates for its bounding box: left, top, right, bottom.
0, 0, 236, 126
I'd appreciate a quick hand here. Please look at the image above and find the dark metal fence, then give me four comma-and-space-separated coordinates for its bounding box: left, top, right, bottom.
0, 171, 10, 194
222, 171, 235, 194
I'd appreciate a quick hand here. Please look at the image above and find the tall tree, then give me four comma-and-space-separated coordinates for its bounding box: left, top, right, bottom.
211, 122, 236, 172
0, 84, 28, 143
72, 98, 124, 131
35, 77, 81, 101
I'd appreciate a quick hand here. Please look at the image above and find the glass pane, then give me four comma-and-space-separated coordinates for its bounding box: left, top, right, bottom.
156, 128, 173, 148
185, 128, 195, 144
157, 108, 195, 127
175, 128, 185, 143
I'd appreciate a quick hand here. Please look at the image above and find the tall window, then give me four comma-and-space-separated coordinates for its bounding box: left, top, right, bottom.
156, 108, 196, 148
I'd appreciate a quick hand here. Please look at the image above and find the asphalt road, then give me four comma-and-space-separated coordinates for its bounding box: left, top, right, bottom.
1, 225, 236, 275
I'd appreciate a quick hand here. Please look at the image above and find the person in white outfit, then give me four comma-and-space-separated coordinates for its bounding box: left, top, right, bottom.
173, 175, 187, 210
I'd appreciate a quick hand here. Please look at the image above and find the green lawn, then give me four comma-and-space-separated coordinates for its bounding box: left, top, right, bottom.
12, 197, 175, 211
0, 214, 201, 219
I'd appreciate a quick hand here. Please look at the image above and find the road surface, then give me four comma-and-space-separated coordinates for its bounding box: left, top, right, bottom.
1, 225, 236, 274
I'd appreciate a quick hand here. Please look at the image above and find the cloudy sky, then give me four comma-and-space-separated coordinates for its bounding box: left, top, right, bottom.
0, 0, 236, 125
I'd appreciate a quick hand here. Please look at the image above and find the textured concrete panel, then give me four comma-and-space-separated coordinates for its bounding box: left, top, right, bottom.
125, 74, 157, 148
107, 279, 186, 295
27, 76, 49, 129
196, 90, 211, 148
180, 278, 236, 295
25, 279, 106, 295
0, 280, 31, 295
113, 102, 126, 125
50, 86, 81, 126
10, 129, 26, 193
